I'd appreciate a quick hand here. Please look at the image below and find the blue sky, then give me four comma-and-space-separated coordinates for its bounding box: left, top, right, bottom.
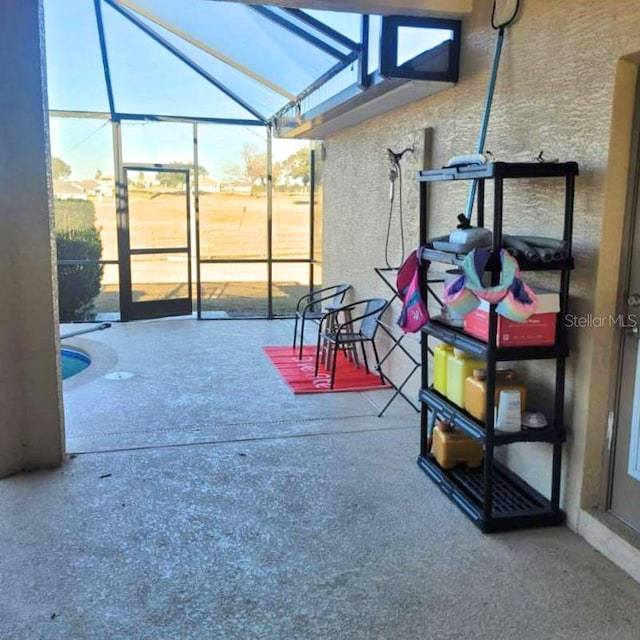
49, 116, 303, 181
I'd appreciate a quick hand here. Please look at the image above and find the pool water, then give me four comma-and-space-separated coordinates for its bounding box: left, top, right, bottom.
61, 348, 91, 380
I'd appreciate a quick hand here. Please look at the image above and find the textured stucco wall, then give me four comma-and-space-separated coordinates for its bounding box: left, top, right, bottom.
321, 0, 640, 528
0, 0, 65, 477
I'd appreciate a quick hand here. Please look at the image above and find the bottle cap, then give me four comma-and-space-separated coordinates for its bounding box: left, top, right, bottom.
472, 368, 486, 380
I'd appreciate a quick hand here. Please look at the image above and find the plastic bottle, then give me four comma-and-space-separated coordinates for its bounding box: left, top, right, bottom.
464, 368, 527, 423
446, 349, 485, 407
433, 343, 454, 396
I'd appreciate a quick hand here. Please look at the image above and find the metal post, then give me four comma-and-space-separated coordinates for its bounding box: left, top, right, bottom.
193, 123, 201, 320
464, 27, 505, 221
266, 126, 273, 319
309, 147, 316, 292
112, 121, 129, 321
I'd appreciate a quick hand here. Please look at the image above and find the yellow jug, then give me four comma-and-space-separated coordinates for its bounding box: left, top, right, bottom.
446, 349, 485, 408
464, 368, 527, 423
433, 343, 454, 396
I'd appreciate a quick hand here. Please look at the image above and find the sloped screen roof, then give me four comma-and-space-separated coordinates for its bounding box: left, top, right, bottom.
45, 0, 361, 122
44, 0, 460, 132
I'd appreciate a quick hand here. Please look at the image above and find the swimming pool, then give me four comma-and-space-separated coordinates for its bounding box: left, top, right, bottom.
61, 348, 91, 380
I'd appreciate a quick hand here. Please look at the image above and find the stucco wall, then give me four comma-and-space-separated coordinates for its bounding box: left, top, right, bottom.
0, 0, 65, 477
321, 0, 640, 527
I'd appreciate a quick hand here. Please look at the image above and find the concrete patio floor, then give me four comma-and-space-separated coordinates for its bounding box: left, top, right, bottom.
1, 318, 640, 639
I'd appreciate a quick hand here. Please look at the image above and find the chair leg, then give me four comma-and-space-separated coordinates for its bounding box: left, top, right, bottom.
371, 341, 384, 385
331, 339, 339, 389
298, 316, 306, 359
360, 342, 370, 374
314, 330, 323, 376
292, 313, 299, 350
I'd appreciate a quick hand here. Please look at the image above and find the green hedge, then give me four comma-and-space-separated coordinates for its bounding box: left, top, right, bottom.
56, 227, 104, 321
54, 198, 96, 232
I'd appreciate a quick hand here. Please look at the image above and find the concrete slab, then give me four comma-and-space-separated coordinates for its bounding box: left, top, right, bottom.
1, 427, 639, 639
61, 319, 415, 454
0, 318, 630, 638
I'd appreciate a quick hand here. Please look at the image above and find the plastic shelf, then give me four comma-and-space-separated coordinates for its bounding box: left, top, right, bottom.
417, 454, 565, 533
419, 387, 566, 445
422, 318, 569, 361
420, 247, 574, 272
417, 161, 579, 183
416, 158, 576, 532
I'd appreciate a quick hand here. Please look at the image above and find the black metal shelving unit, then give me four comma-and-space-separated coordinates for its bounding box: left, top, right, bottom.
416, 160, 578, 533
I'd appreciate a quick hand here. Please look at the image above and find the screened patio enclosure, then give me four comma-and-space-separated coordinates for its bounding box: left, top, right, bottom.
45, 0, 460, 320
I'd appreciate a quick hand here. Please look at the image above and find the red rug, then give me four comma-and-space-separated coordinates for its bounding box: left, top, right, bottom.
264, 346, 391, 394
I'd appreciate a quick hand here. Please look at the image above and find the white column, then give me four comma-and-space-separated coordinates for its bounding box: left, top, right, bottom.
0, 0, 65, 477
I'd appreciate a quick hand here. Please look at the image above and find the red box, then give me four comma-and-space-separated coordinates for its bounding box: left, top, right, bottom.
463, 291, 560, 346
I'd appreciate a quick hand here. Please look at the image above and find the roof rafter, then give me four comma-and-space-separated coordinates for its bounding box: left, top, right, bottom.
249, 5, 348, 60
94, 0, 116, 116
282, 8, 360, 52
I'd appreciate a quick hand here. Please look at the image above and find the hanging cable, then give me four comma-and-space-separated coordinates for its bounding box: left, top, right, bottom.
384, 147, 412, 269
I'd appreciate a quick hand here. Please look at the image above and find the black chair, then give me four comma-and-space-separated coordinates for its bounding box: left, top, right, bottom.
314, 298, 389, 389
292, 284, 351, 359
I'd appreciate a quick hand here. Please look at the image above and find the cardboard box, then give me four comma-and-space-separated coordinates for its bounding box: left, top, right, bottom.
463, 290, 560, 346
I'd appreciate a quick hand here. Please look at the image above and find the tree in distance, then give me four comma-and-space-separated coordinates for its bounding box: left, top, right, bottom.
155, 162, 209, 189
52, 157, 72, 180
278, 146, 310, 190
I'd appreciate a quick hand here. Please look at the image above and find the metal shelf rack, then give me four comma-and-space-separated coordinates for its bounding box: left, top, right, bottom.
416, 160, 578, 533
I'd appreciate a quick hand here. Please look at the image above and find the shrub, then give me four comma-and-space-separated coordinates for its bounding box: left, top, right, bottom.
54, 198, 96, 232
56, 227, 104, 321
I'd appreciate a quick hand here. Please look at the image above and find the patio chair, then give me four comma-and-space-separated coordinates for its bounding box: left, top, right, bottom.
292, 284, 351, 359
314, 298, 389, 389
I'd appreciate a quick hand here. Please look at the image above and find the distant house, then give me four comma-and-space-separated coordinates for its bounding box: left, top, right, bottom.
95, 177, 114, 197
221, 180, 252, 194
78, 179, 101, 196
198, 177, 221, 193
53, 179, 87, 201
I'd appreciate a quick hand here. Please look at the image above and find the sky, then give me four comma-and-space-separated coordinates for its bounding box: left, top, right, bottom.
44, 0, 452, 180
49, 116, 304, 181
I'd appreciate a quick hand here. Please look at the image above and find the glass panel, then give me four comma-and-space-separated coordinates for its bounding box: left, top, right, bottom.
130, 253, 189, 302
368, 16, 382, 74
268, 7, 352, 55
50, 116, 116, 321
121, 121, 193, 165
312, 143, 324, 264
301, 9, 362, 43
44, 0, 111, 112
273, 140, 311, 260
93, 264, 121, 321
101, 1, 260, 120
272, 263, 311, 317
50, 117, 119, 257
134, 14, 286, 117
199, 263, 267, 318
127, 0, 336, 95
197, 125, 268, 260
397, 26, 453, 66
126, 169, 189, 250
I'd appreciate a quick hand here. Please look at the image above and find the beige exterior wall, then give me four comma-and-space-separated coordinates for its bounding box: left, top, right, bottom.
322, 0, 640, 573
0, 0, 65, 477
